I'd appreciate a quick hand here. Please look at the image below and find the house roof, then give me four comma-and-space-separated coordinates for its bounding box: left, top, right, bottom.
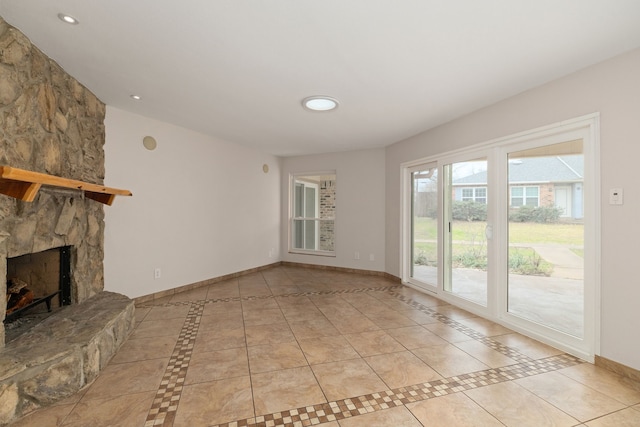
453, 155, 583, 185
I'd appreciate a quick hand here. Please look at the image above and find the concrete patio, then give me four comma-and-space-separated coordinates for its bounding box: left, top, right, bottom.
412, 244, 584, 338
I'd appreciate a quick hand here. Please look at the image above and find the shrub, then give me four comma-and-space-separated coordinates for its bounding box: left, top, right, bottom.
414, 249, 437, 266
452, 201, 487, 222
509, 206, 562, 223
453, 250, 487, 270
508, 248, 553, 276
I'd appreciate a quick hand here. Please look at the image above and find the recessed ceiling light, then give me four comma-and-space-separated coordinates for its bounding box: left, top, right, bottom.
130, 95, 142, 100
57, 13, 79, 25
302, 96, 339, 112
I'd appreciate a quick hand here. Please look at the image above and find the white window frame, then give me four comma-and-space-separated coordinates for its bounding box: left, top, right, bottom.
461, 187, 487, 203
510, 185, 540, 207
289, 171, 336, 257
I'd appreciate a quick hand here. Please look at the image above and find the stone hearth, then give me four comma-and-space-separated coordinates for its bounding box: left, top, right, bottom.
0, 292, 134, 424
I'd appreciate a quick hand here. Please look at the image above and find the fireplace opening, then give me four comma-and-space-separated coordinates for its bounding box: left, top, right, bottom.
4, 246, 72, 342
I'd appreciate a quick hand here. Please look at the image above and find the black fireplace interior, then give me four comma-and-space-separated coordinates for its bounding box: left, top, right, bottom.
5, 246, 71, 324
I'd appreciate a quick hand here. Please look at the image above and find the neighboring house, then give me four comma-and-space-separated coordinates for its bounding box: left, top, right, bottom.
452, 155, 584, 219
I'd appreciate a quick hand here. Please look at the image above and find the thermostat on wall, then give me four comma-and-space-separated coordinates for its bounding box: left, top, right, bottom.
609, 188, 623, 205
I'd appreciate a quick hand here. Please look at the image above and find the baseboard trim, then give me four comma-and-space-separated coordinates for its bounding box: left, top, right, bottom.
280, 261, 401, 282
594, 355, 640, 383
134, 261, 400, 304
134, 262, 281, 304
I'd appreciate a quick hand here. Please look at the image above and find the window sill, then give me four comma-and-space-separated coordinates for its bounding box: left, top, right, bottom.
288, 249, 336, 258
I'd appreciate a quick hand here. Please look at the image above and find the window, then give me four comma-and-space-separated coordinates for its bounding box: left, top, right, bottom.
510, 186, 539, 207
290, 172, 336, 255
461, 187, 487, 203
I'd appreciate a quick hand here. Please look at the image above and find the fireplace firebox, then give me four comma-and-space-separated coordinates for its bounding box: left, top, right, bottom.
4, 246, 72, 331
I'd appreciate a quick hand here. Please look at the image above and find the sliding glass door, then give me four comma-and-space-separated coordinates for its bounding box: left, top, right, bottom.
506, 140, 585, 338
443, 156, 489, 306
409, 163, 438, 291
402, 115, 598, 359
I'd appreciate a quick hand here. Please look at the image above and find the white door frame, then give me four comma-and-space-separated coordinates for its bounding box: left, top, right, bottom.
404, 162, 440, 293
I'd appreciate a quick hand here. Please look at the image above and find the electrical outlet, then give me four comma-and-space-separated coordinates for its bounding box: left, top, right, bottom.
369, 253, 375, 261
154, 268, 161, 279
354, 251, 360, 260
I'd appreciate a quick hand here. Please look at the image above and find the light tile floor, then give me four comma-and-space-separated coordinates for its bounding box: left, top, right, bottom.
13, 266, 640, 426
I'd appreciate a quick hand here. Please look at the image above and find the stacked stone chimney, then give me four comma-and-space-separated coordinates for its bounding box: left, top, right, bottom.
0, 16, 107, 347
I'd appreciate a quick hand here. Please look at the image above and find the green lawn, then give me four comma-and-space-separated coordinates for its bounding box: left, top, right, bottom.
412, 217, 582, 275
413, 217, 438, 240
413, 217, 583, 245
414, 240, 553, 275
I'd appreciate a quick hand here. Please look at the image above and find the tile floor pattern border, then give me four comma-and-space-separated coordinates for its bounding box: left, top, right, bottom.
138, 284, 585, 427
144, 301, 205, 427
136, 285, 404, 310
389, 291, 536, 364
212, 354, 582, 427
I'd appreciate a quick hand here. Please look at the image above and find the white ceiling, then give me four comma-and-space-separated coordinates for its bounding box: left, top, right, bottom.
2, 1, 640, 157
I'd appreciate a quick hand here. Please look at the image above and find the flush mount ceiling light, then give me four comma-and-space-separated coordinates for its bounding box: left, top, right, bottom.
57, 13, 79, 25
302, 96, 339, 112
130, 94, 142, 100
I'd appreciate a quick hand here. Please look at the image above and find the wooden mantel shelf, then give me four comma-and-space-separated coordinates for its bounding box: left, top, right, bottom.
0, 166, 132, 206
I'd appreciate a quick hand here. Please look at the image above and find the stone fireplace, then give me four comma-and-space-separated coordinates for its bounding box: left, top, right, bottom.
0, 17, 134, 424
0, 16, 108, 347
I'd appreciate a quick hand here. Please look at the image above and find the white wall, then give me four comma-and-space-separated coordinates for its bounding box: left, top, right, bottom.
385, 48, 640, 370
102, 48, 640, 370
103, 107, 281, 298
281, 149, 386, 272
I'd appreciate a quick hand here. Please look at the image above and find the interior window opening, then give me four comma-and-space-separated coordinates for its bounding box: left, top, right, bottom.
290, 172, 336, 255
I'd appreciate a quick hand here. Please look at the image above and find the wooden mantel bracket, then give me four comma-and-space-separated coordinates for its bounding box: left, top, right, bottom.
0, 166, 132, 205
